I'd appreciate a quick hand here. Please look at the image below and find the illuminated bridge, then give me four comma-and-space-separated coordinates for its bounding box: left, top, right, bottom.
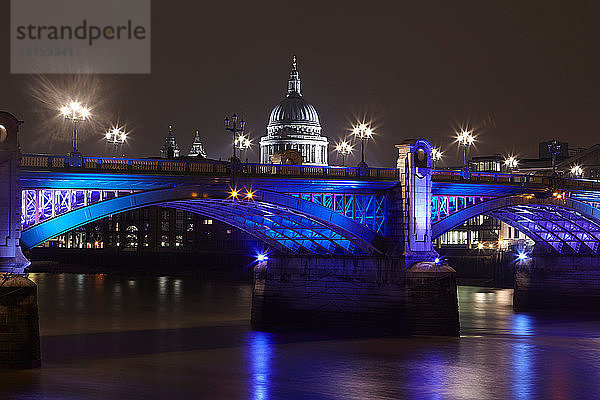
17, 154, 600, 256
3, 111, 600, 341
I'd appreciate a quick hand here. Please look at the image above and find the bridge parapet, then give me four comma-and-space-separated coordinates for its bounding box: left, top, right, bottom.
433, 169, 600, 191
22, 154, 399, 180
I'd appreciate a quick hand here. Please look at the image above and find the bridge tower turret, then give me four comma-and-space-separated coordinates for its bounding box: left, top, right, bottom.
0, 112, 29, 273
395, 139, 436, 260
0, 111, 40, 369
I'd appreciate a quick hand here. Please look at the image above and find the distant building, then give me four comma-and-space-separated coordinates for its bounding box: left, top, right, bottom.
160, 125, 181, 158
470, 141, 600, 179
260, 56, 329, 165
189, 130, 207, 158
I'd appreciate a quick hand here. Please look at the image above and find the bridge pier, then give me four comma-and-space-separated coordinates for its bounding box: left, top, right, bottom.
0, 112, 39, 368
251, 255, 458, 335
514, 254, 600, 311
252, 139, 460, 336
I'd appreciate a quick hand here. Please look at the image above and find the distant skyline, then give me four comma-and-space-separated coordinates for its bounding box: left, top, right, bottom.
2, 0, 599, 167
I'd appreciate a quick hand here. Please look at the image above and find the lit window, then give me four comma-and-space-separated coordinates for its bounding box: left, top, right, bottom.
175, 235, 183, 247
202, 219, 213, 225
160, 235, 169, 247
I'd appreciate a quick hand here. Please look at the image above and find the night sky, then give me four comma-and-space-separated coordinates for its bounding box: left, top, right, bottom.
1, 0, 599, 167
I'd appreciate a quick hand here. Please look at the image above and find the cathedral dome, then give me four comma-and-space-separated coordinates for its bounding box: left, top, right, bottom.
260, 56, 329, 165
265, 56, 322, 137
268, 96, 320, 129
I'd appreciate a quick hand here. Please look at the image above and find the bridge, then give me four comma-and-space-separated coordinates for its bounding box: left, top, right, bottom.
17, 153, 600, 256
3, 111, 600, 366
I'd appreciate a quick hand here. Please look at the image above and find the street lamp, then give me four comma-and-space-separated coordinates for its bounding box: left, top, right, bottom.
570, 165, 583, 177
224, 114, 245, 160
504, 155, 518, 171
235, 134, 251, 162
105, 127, 127, 156
61, 101, 90, 154
335, 140, 353, 166
456, 129, 474, 178
432, 148, 443, 167
353, 123, 373, 167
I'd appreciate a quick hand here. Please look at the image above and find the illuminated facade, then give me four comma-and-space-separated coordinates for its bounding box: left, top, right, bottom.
160, 125, 180, 158
260, 56, 329, 165
188, 130, 207, 158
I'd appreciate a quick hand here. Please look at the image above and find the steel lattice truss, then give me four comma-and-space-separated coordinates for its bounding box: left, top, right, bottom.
163, 199, 379, 255
287, 193, 386, 235
21, 189, 135, 229
488, 205, 600, 254
431, 195, 495, 222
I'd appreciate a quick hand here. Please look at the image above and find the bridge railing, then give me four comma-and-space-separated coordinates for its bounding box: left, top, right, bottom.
432, 169, 600, 190
21, 154, 399, 180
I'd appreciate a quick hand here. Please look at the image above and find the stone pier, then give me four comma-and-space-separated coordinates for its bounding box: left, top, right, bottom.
251, 255, 459, 336
251, 139, 460, 336
514, 254, 600, 311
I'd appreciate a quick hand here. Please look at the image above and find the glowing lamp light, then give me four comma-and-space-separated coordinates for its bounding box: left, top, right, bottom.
432, 148, 443, 162
61, 101, 90, 121
434, 257, 440, 264
456, 129, 475, 146
230, 190, 239, 198
517, 252, 529, 261
477, 243, 484, 250
571, 165, 583, 177
246, 191, 254, 199
504, 156, 518, 169
257, 254, 268, 262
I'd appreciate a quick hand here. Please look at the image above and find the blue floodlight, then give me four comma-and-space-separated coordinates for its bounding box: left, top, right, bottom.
257, 254, 268, 262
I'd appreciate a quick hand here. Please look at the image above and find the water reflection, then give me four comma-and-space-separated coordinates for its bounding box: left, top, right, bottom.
247, 331, 273, 400
512, 340, 535, 400
4, 277, 600, 399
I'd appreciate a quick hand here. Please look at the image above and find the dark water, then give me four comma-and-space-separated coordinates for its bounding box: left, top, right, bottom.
2, 274, 600, 399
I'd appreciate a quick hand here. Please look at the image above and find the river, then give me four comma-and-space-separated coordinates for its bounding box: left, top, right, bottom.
1, 273, 600, 399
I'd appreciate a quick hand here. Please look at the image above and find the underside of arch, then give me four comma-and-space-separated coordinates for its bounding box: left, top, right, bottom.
21, 186, 384, 255
432, 195, 600, 254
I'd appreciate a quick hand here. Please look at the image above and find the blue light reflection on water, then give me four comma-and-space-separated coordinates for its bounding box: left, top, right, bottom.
511, 313, 535, 399
247, 331, 273, 400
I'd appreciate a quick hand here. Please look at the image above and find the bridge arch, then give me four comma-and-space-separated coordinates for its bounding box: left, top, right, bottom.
432, 195, 600, 254
21, 186, 384, 255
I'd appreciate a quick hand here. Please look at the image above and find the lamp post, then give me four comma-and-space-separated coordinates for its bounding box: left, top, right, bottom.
353, 123, 373, 170
432, 148, 443, 168
504, 155, 518, 172
235, 134, 251, 162
224, 114, 245, 161
335, 140, 353, 166
456, 129, 474, 178
105, 127, 126, 156
61, 101, 90, 154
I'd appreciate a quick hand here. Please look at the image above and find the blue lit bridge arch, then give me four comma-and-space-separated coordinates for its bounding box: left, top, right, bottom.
20, 186, 386, 255
431, 195, 600, 254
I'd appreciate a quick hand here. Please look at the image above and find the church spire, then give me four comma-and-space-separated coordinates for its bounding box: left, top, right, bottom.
160, 124, 181, 158
189, 130, 207, 158
287, 55, 301, 97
